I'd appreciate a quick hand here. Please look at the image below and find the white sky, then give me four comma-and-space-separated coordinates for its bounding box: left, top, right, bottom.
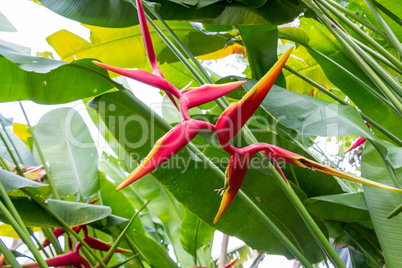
0, 0, 328, 267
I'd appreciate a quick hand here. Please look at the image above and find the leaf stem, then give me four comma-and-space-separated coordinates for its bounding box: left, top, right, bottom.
0, 131, 24, 176
0, 198, 48, 268
0, 121, 25, 167
325, 0, 389, 41
318, 0, 402, 72
364, 0, 402, 55
0, 238, 21, 268
20, 189, 108, 268
19, 102, 60, 199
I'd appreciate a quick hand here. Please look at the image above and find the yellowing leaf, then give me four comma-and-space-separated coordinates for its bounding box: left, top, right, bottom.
13, 123, 32, 150
197, 44, 246, 60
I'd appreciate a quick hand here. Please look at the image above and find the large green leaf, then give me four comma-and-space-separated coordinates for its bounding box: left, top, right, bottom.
362, 143, 402, 267
263, 86, 375, 139
239, 25, 280, 81
34, 108, 99, 201
0, 169, 51, 201
46, 22, 229, 72
180, 211, 215, 257
99, 174, 145, 234
131, 231, 179, 268
38, 0, 304, 27
304, 193, 370, 222
89, 89, 327, 262
0, 44, 117, 104
99, 151, 195, 267
0, 197, 111, 228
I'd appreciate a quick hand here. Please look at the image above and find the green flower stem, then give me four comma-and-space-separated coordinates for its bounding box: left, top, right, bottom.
20, 189, 108, 268
0, 153, 11, 172
314, 1, 402, 96
343, 230, 382, 268
0, 239, 21, 268
352, 37, 402, 74
364, 0, 402, 56
317, 0, 402, 72
97, 200, 150, 267
41, 228, 64, 255
0, 199, 48, 268
0, 121, 25, 167
0, 131, 24, 176
303, 0, 402, 115
305, 45, 399, 114
315, 0, 402, 94
325, 0, 389, 41
284, 65, 402, 146
19, 102, 60, 200
28, 228, 51, 259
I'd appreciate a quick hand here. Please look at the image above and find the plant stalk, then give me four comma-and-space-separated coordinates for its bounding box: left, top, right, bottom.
364, 0, 402, 55
0, 238, 21, 268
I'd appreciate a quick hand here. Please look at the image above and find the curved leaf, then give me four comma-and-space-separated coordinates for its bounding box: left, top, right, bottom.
0, 197, 111, 228
362, 143, 402, 267
38, 0, 304, 27
34, 108, 99, 201
0, 44, 117, 104
0, 169, 51, 201
0, 11, 16, 32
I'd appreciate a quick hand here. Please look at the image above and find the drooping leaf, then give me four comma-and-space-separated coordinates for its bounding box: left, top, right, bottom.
131, 231, 179, 268
34, 108, 99, 201
0, 169, 51, 201
0, 197, 111, 228
0, 44, 117, 104
38, 0, 304, 27
362, 143, 402, 267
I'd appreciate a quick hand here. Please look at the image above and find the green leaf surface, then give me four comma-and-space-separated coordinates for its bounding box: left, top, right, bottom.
89, 89, 327, 262
99, 174, 145, 234
263, 86, 375, 139
0, 44, 116, 104
131, 231, 179, 268
34, 108, 99, 201
362, 143, 402, 267
239, 25, 280, 81
0, 197, 111, 227
180, 211, 215, 257
0, 169, 51, 201
0, 11, 17, 32
305, 193, 370, 222
38, 0, 304, 27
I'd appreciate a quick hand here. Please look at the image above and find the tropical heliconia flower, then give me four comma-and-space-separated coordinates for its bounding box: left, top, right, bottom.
215, 48, 293, 150
41, 226, 81, 248
23, 243, 90, 268
83, 236, 132, 254
344, 137, 367, 153
0, 254, 4, 267
116, 119, 215, 191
